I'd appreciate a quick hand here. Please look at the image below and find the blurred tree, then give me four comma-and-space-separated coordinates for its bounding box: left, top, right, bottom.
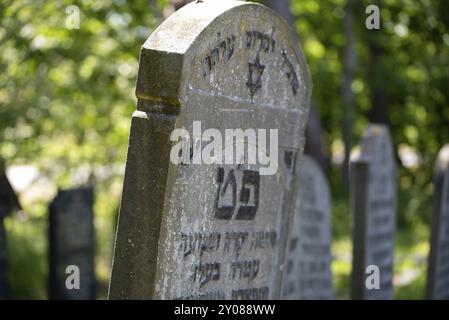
0, 170, 21, 218
164, 0, 193, 17
0, 0, 167, 299
0, 0, 166, 186
341, 0, 357, 185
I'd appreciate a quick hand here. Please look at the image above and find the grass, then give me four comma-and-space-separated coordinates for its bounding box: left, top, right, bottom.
332, 228, 429, 300
4, 179, 121, 300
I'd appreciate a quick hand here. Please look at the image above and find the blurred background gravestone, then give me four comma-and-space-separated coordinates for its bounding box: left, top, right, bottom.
426, 145, 449, 300
109, 0, 312, 299
48, 187, 96, 300
283, 155, 333, 299
0, 169, 21, 299
350, 124, 397, 300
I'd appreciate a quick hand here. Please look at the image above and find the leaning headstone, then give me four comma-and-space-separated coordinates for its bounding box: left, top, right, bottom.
109, 0, 312, 300
350, 124, 397, 300
0, 170, 21, 299
426, 145, 449, 300
283, 155, 333, 299
49, 187, 96, 300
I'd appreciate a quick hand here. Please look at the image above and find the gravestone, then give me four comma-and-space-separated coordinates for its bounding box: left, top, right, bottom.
426, 144, 449, 299
350, 124, 397, 300
0, 222, 9, 299
49, 187, 96, 300
0, 170, 21, 299
282, 155, 333, 299
109, 0, 312, 300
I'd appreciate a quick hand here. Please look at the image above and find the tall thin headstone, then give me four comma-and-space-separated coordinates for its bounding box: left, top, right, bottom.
49, 187, 96, 300
350, 124, 397, 300
0, 222, 9, 299
426, 145, 449, 299
283, 155, 333, 299
0, 170, 21, 299
109, 0, 312, 299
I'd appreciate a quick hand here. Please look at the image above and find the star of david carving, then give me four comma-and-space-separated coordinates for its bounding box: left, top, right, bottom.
246, 55, 265, 98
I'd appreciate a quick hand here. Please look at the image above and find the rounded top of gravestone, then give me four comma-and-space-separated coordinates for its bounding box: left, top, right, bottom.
436, 144, 449, 174
301, 155, 328, 194
298, 154, 330, 212
302, 154, 325, 173
352, 124, 395, 167
50, 187, 94, 210
136, 0, 312, 115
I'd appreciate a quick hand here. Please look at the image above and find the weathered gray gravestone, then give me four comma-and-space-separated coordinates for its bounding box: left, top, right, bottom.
0, 171, 21, 299
109, 0, 312, 300
282, 155, 333, 299
49, 187, 96, 300
426, 145, 449, 300
350, 124, 397, 300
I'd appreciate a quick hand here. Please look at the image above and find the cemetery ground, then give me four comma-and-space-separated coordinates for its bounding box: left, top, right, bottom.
2, 163, 431, 299
331, 166, 432, 300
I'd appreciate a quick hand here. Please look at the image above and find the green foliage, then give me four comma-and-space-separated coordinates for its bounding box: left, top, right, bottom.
332, 229, 429, 300
292, 0, 449, 228
1, 0, 448, 300
0, 0, 167, 180
5, 214, 47, 299
293, 0, 449, 152
0, 0, 166, 299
